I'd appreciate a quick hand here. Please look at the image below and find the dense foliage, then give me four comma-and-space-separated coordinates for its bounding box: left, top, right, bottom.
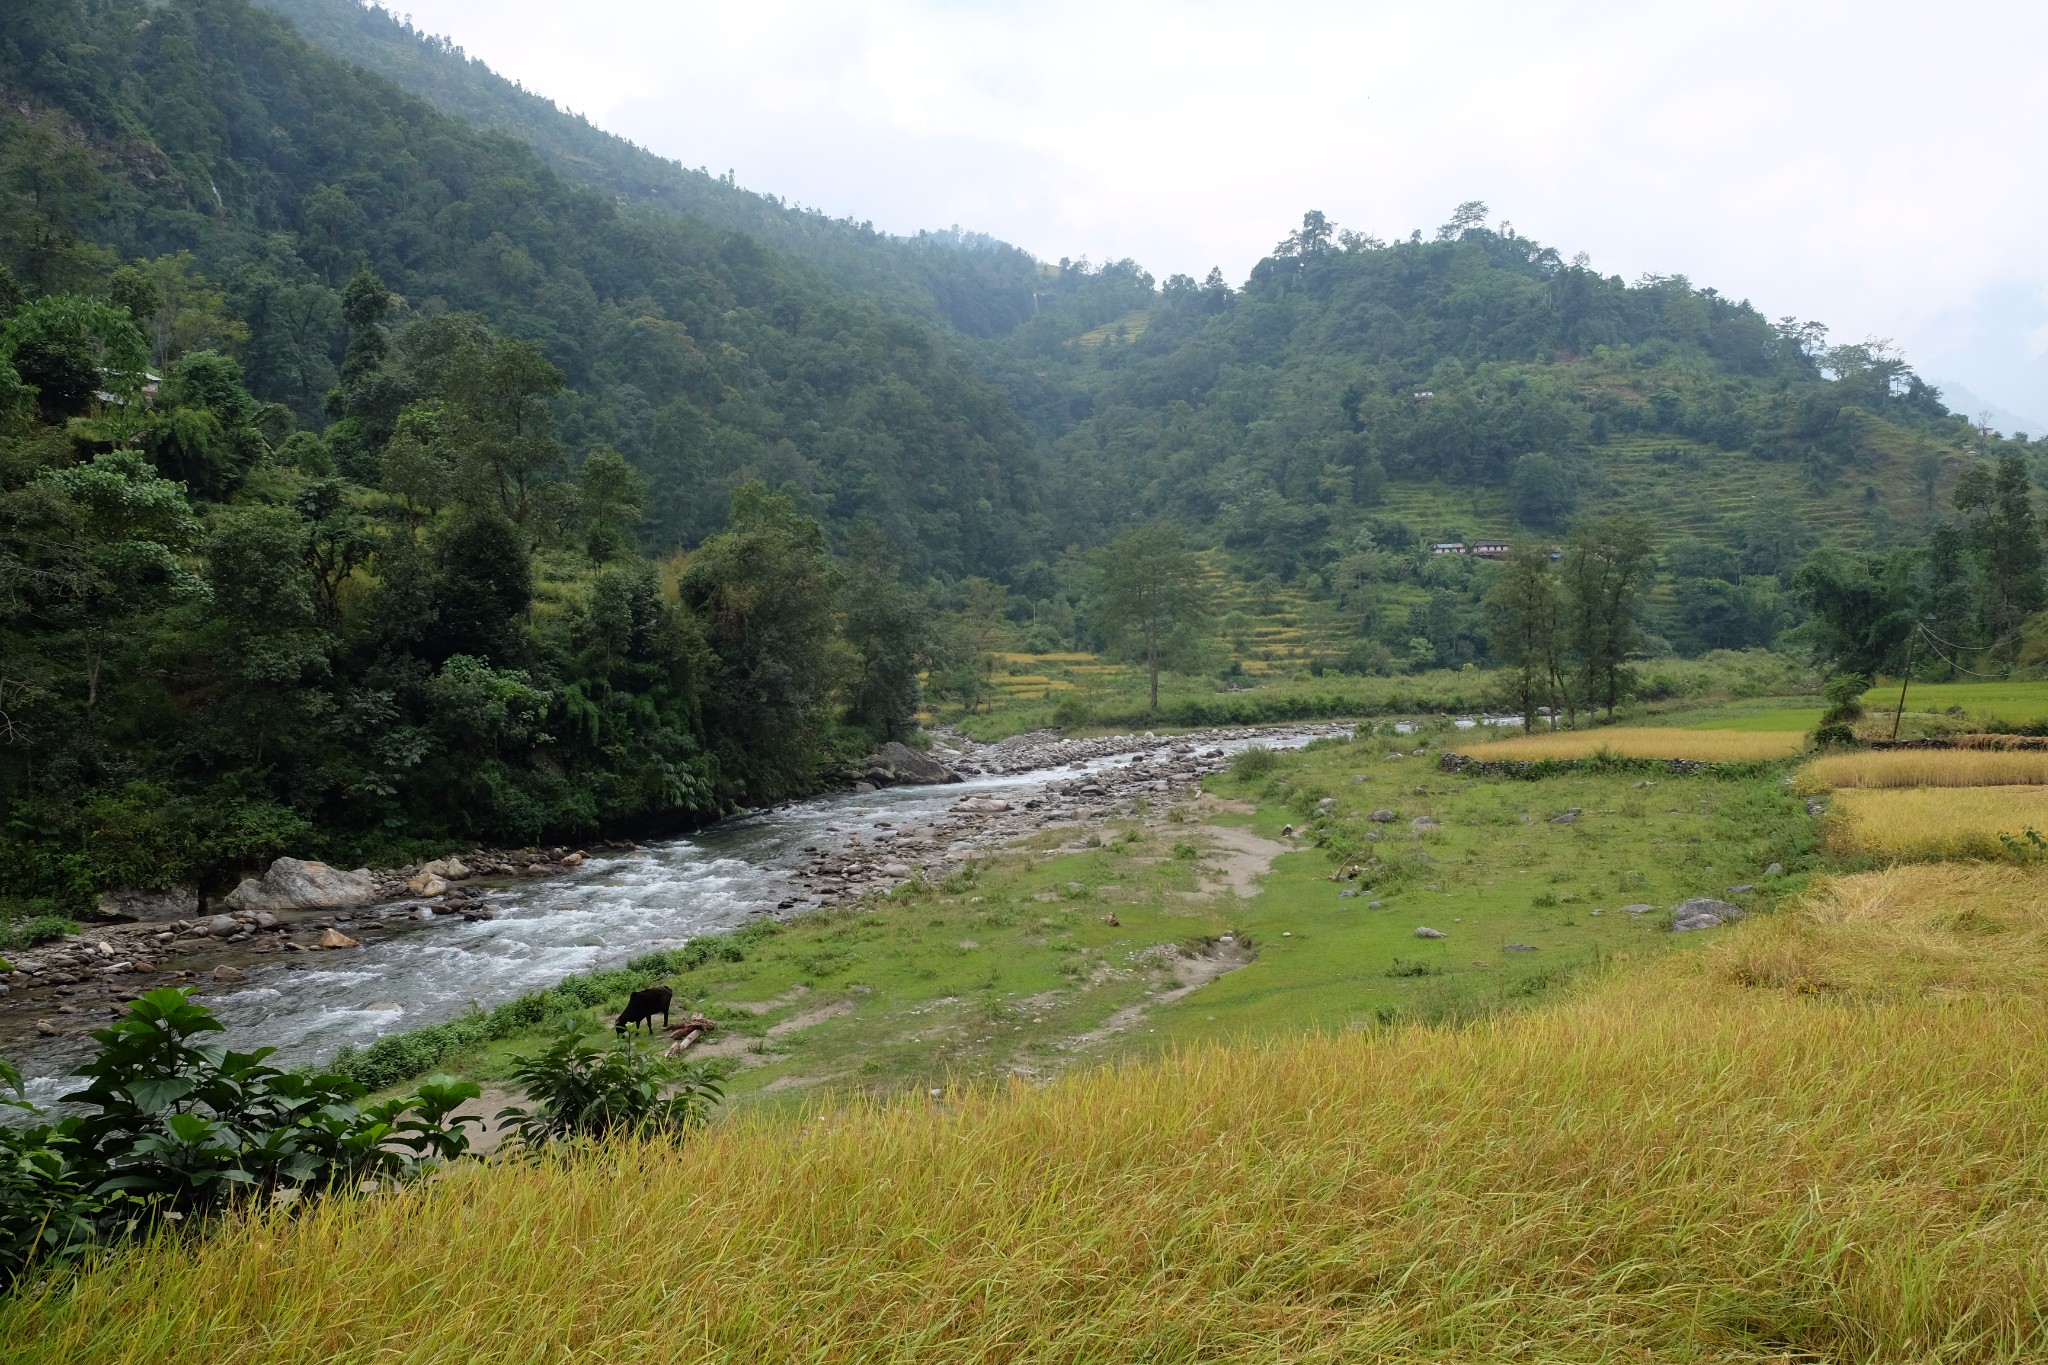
0, 0, 1044, 573
0, 989, 478, 1288
3, 0, 2044, 909
252, 0, 1050, 341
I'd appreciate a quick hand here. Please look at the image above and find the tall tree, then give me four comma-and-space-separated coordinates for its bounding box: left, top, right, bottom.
1792, 547, 1919, 678
679, 483, 839, 798
1485, 542, 1566, 730
578, 446, 647, 565
442, 336, 567, 532
1089, 524, 1210, 712
1561, 517, 1656, 719
839, 527, 927, 742
1952, 453, 2045, 664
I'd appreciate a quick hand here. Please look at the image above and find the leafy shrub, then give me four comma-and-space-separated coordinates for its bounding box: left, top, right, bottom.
1230, 745, 1280, 779
0, 915, 77, 951
0, 990, 478, 1288
495, 1021, 721, 1149
627, 936, 746, 976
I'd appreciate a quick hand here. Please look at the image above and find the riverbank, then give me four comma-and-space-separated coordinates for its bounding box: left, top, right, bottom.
19, 740, 2035, 1362
281, 715, 1821, 1116
0, 721, 1352, 1098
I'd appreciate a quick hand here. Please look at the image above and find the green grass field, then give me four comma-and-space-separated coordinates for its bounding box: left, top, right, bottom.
1864, 679, 2048, 724
1666, 701, 1827, 731
14, 821, 2048, 1360
379, 730, 1822, 1108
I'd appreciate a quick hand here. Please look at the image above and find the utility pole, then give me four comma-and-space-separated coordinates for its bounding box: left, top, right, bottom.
1890, 625, 1919, 742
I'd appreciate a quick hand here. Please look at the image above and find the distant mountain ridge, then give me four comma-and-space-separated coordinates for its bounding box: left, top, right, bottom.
251, 0, 1050, 340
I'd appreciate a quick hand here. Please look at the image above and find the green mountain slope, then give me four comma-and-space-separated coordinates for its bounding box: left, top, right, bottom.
977, 212, 2042, 660
249, 0, 1049, 340
0, 0, 1045, 575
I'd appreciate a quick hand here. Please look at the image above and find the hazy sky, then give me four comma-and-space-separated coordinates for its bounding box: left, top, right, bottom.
390, 0, 2048, 426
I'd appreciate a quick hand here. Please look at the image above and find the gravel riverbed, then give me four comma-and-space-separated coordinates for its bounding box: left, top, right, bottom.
0, 721, 1354, 1103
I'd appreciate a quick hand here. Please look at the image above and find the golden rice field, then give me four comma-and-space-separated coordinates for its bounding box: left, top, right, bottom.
1829, 785, 2048, 861
14, 864, 2048, 1362
1710, 861, 2048, 1001
1806, 749, 2048, 789
1453, 725, 1806, 763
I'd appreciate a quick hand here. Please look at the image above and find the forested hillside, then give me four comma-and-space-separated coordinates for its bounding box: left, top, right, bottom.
0, 0, 1046, 572
251, 0, 1049, 340
0, 0, 962, 902
2, 0, 2043, 910
982, 208, 2047, 667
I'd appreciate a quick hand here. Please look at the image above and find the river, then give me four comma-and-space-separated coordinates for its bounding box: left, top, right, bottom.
7, 717, 1519, 1111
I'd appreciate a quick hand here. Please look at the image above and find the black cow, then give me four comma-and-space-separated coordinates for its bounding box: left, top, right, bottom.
615, 985, 673, 1035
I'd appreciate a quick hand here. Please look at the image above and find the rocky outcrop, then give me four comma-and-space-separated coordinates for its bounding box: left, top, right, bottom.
92, 886, 198, 922
861, 742, 962, 785
225, 857, 378, 913
1670, 897, 1744, 931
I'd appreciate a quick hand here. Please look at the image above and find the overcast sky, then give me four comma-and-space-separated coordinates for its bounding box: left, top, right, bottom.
391, 0, 2048, 427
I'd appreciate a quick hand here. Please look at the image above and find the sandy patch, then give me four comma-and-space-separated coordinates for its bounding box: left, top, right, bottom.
1199, 823, 1292, 899
1068, 937, 1257, 1049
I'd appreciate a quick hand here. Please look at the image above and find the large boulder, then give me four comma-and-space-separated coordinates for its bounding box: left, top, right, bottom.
1670, 897, 1744, 932
868, 741, 961, 785
225, 858, 378, 913
93, 886, 199, 922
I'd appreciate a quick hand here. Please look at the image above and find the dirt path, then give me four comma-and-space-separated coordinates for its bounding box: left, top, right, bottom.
1195, 811, 1293, 899
1068, 937, 1259, 1049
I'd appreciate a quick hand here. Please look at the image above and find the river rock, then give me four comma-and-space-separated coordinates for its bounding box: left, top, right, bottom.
1671, 897, 1743, 932
420, 858, 471, 881
560, 851, 585, 867
408, 873, 450, 897
317, 928, 361, 950
211, 964, 248, 984
93, 885, 197, 921
1414, 926, 1447, 939
953, 797, 1012, 814
869, 741, 960, 785
196, 914, 239, 937
225, 858, 377, 913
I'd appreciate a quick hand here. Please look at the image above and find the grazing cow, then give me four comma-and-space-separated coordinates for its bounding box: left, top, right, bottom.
615, 985, 673, 1035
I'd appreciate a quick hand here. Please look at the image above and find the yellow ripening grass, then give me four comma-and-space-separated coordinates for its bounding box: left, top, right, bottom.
15, 886, 2048, 1364
1829, 785, 2048, 860
1453, 725, 1805, 762
1711, 861, 2048, 1001
1807, 749, 2048, 789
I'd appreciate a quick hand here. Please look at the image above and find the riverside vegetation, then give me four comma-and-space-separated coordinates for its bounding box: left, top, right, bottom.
3, 0, 2045, 914
9, 0, 2048, 1354
18, 719, 2048, 1358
